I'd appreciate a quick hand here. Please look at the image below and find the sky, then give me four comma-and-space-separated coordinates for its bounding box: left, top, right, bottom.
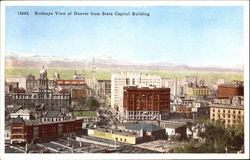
5, 6, 244, 67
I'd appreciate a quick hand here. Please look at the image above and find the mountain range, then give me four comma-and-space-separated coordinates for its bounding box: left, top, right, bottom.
5, 53, 244, 72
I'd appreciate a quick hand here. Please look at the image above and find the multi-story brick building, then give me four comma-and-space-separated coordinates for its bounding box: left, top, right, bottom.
111, 73, 162, 111
217, 81, 244, 98
10, 116, 82, 144
123, 86, 170, 121
71, 89, 88, 99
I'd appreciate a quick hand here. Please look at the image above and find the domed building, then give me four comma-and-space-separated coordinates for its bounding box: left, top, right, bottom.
39, 65, 48, 80
38, 66, 49, 99
12, 65, 71, 109
73, 70, 85, 80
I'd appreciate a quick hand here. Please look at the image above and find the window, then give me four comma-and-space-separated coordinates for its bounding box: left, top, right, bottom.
228, 110, 230, 113
238, 111, 241, 114
124, 139, 126, 142
126, 78, 130, 85
228, 120, 230, 123
120, 138, 122, 141
132, 78, 135, 85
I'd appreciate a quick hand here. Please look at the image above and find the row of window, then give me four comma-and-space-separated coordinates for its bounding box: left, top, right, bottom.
128, 116, 157, 120
11, 135, 24, 139
212, 109, 242, 114
212, 114, 243, 119
115, 137, 127, 142
13, 95, 70, 99
211, 118, 242, 124
128, 111, 159, 115
43, 118, 63, 122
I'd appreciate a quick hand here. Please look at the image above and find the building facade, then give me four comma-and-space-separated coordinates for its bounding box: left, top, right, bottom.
187, 87, 210, 97
217, 83, 244, 98
71, 89, 88, 99
161, 78, 183, 96
10, 116, 83, 143
10, 67, 71, 108
123, 87, 170, 121
111, 73, 162, 111
210, 105, 244, 127
6, 77, 27, 90
210, 96, 244, 127
96, 80, 111, 99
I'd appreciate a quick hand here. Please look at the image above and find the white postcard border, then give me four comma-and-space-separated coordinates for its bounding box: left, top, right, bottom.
1, 1, 249, 160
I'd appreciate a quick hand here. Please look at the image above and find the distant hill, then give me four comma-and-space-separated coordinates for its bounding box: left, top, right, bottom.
5, 52, 244, 72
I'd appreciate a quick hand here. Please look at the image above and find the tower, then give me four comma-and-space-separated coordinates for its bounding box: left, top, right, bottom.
174, 77, 177, 96
38, 65, 49, 99
91, 58, 96, 90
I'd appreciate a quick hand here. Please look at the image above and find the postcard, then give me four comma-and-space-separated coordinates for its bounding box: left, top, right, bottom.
0, 1, 249, 160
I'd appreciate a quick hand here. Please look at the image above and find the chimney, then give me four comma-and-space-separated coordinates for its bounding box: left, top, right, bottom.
139, 129, 146, 137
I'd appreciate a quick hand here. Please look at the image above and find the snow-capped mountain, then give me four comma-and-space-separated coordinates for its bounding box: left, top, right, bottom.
5, 53, 244, 72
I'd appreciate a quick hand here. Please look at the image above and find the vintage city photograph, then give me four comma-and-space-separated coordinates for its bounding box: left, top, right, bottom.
2, 3, 247, 158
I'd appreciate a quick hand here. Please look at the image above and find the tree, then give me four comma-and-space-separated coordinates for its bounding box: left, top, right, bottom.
85, 96, 100, 109
174, 118, 244, 153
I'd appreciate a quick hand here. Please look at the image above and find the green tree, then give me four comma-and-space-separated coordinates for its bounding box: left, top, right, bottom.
85, 96, 100, 109
174, 119, 244, 153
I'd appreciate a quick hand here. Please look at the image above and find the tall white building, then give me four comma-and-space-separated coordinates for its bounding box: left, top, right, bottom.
161, 78, 183, 96
111, 72, 162, 111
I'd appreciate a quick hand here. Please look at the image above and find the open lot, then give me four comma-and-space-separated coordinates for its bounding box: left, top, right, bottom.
74, 111, 97, 118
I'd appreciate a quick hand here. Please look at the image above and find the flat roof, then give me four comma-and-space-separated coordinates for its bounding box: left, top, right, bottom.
24, 119, 82, 126
160, 121, 186, 129
127, 123, 164, 132
218, 85, 243, 87
209, 104, 244, 110
89, 127, 140, 138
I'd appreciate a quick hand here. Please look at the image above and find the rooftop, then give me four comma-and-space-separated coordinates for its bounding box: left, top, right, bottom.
12, 118, 82, 126
127, 123, 164, 132
11, 116, 25, 124
209, 104, 244, 110
44, 111, 64, 118
91, 127, 140, 138
124, 87, 170, 91
160, 121, 186, 129
218, 84, 243, 87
